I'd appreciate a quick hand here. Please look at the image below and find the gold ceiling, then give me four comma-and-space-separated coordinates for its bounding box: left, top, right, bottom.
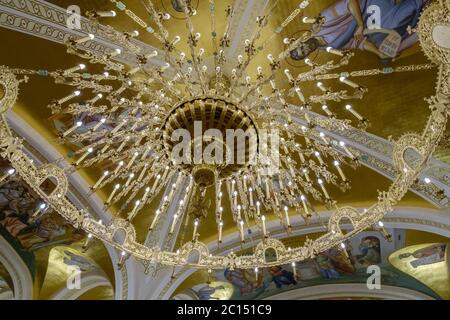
0, 0, 448, 273
0, 0, 443, 244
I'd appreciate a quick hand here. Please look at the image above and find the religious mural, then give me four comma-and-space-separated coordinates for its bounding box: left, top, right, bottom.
0, 162, 87, 277
398, 244, 447, 268
389, 243, 450, 299
173, 231, 443, 300
291, 0, 429, 62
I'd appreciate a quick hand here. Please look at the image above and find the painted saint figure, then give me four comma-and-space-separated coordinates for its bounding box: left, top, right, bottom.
269, 266, 297, 288
291, 0, 429, 61
399, 244, 447, 268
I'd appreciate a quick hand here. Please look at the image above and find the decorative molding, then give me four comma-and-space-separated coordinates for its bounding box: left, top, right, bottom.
266, 284, 436, 300
0, 0, 162, 67
297, 112, 450, 208
0, 236, 34, 300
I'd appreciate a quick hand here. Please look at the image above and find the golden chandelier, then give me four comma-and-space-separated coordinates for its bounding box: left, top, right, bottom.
0, 0, 449, 271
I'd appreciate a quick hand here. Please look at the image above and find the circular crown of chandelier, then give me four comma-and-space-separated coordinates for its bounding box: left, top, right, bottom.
0, 0, 449, 270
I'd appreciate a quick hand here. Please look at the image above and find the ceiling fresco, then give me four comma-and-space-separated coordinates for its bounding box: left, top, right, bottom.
171, 229, 446, 300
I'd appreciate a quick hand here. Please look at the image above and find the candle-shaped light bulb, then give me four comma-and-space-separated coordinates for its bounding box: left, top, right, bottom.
314, 151, 325, 166
62, 120, 83, 137
267, 54, 274, 63
295, 87, 305, 103
339, 76, 359, 88
193, 220, 199, 240
169, 212, 178, 234
261, 215, 267, 237
284, 69, 293, 81
93, 171, 109, 190
326, 46, 344, 56
302, 16, 317, 24
300, 195, 310, 216
257, 66, 263, 75
106, 184, 120, 204
161, 63, 170, 71
110, 48, 122, 57
130, 30, 140, 37
97, 10, 116, 17
146, 50, 158, 59
218, 221, 223, 243
284, 206, 291, 228
345, 104, 364, 121
83, 233, 93, 250
256, 201, 261, 216
239, 220, 245, 242
173, 35, 181, 45
248, 187, 254, 206
318, 179, 330, 199
319, 132, 329, 145
316, 82, 327, 92
58, 90, 81, 105
339, 141, 355, 159
75, 33, 95, 44
150, 209, 160, 230
304, 58, 314, 67
322, 105, 333, 117
128, 200, 141, 220
64, 63, 86, 74
75, 147, 93, 166
334, 161, 347, 181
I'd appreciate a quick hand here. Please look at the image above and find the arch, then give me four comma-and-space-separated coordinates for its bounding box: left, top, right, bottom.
328, 206, 361, 235
35, 164, 69, 198
0, 236, 33, 300
178, 241, 210, 266
265, 284, 436, 300
161, 207, 450, 300
186, 249, 201, 265
106, 219, 136, 245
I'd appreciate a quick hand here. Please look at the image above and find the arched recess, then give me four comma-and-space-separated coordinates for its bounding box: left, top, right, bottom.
265, 284, 436, 300
0, 236, 33, 300
160, 207, 450, 300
